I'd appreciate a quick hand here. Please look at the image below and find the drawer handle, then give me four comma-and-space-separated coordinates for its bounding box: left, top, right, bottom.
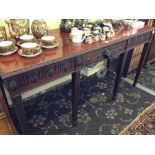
47, 67, 53, 76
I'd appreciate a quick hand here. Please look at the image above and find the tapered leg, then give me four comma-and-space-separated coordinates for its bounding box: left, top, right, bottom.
72, 71, 80, 126
133, 43, 150, 87
112, 52, 126, 100
122, 49, 134, 77
12, 95, 30, 134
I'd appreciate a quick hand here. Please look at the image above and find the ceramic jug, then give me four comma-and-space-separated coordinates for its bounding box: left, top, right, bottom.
31, 20, 48, 39
6, 19, 30, 38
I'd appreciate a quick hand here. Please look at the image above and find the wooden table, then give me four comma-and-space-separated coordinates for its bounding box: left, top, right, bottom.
0, 26, 154, 134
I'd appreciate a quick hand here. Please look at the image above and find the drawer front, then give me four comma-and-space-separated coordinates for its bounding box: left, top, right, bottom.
76, 41, 126, 69
5, 58, 75, 95
126, 31, 152, 51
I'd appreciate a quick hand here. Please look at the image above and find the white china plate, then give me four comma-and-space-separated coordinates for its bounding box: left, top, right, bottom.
18, 49, 42, 58
0, 46, 18, 56
41, 42, 59, 49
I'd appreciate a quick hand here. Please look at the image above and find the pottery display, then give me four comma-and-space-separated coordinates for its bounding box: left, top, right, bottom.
0, 26, 7, 41
31, 20, 48, 39
6, 19, 30, 38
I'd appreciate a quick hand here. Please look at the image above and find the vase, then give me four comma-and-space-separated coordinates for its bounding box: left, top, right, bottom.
31, 20, 48, 39
6, 19, 30, 38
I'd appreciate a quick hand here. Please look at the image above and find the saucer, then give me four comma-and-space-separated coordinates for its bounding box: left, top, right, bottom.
0, 46, 18, 56
18, 48, 42, 58
40, 42, 59, 49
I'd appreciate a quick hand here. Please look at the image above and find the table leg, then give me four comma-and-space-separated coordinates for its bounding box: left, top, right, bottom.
12, 95, 30, 134
112, 52, 126, 100
72, 71, 80, 126
133, 43, 150, 87
122, 49, 134, 77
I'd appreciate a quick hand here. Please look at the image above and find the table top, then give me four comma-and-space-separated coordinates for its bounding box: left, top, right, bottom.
0, 26, 154, 77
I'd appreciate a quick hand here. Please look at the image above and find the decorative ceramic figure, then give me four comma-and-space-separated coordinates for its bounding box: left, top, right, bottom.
31, 20, 48, 39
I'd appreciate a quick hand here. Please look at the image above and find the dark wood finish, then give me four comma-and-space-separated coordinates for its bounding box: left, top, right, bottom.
72, 71, 80, 126
11, 95, 30, 134
123, 49, 134, 77
0, 26, 154, 134
145, 33, 155, 64
112, 52, 126, 100
133, 33, 154, 86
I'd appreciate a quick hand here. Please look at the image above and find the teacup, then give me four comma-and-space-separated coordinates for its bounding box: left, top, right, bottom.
21, 42, 41, 55
19, 34, 34, 43
0, 40, 14, 53
41, 35, 56, 46
70, 30, 86, 43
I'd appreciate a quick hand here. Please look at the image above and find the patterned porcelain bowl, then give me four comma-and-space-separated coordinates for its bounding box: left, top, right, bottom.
21, 42, 41, 55
0, 40, 14, 53
19, 34, 34, 43
41, 35, 56, 46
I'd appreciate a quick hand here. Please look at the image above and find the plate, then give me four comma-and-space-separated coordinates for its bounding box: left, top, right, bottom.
0, 46, 18, 56
18, 49, 42, 58
40, 42, 59, 49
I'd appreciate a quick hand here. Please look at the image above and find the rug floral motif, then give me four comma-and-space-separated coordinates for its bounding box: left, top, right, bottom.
128, 62, 155, 91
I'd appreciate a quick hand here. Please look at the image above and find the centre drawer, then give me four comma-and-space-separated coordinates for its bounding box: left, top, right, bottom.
76, 40, 127, 69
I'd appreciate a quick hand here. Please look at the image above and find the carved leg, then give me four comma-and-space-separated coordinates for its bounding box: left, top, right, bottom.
72, 71, 80, 126
112, 52, 126, 100
122, 49, 134, 77
12, 95, 30, 134
133, 43, 150, 87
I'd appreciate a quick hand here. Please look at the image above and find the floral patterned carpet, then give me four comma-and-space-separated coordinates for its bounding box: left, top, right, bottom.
10, 68, 155, 135
128, 62, 155, 91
